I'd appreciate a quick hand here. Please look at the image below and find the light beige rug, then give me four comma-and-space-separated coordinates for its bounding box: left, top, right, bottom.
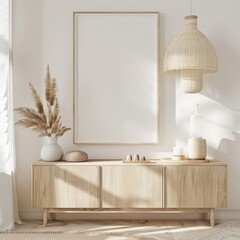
1, 220, 240, 240
0, 234, 102, 240
0, 231, 157, 240
1, 220, 174, 239
0, 233, 134, 240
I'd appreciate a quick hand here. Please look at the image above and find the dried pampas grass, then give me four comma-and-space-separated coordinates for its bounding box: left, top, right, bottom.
15, 65, 71, 137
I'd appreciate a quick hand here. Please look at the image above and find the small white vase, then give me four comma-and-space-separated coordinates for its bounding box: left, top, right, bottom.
188, 137, 207, 160
41, 136, 63, 161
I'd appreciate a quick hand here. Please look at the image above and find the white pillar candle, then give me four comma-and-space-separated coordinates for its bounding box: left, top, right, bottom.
173, 146, 184, 156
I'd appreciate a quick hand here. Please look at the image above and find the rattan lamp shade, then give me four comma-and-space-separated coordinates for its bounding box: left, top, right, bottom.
164, 15, 218, 93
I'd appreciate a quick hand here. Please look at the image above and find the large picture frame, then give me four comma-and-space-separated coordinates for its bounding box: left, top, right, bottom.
73, 12, 159, 144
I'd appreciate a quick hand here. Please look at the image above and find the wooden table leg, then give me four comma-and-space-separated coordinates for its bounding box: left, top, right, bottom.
210, 208, 215, 227
43, 208, 48, 227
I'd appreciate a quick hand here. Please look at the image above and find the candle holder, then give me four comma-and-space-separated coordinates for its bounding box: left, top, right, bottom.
172, 146, 185, 160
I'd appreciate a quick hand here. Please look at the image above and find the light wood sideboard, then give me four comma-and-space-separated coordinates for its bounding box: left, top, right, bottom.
31, 160, 227, 227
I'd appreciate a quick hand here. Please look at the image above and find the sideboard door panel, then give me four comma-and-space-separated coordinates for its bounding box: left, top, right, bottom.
165, 166, 227, 208
102, 165, 163, 208
32, 165, 100, 208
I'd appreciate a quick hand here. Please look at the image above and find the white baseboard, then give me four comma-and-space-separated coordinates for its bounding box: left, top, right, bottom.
19, 209, 240, 221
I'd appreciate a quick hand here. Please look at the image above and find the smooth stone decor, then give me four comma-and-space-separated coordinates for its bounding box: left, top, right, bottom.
64, 151, 88, 162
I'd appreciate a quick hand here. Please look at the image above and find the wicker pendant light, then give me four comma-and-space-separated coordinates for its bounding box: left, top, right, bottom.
164, 15, 218, 93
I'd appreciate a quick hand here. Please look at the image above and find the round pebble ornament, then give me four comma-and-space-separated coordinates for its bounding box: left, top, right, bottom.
64, 151, 88, 162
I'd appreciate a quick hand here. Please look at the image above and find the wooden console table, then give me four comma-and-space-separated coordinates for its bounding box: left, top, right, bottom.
31, 160, 227, 226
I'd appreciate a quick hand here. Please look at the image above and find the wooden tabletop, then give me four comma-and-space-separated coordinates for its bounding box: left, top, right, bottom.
33, 159, 227, 166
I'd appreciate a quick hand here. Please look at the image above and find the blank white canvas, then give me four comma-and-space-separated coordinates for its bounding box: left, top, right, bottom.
74, 13, 159, 144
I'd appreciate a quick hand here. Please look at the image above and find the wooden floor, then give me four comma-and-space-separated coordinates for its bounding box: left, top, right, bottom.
10, 219, 240, 239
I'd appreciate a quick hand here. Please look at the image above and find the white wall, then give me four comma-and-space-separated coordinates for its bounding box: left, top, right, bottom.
12, 0, 240, 219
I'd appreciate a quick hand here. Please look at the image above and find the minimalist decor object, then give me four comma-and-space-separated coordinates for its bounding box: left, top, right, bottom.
41, 136, 63, 161
15, 66, 71, 161
189, 104, 204, 138
64, 151, 88, 162
188, 104, 207, 160
161, 158, 209, 163
188, 137, 207, 160
172, 146, 185, 160
133, 154, 140, 161
122, 159, 151, 164
122, 154, 151, 163
164, 15, 218, 93
126, 154, 132, 161
74, 12, 159, 144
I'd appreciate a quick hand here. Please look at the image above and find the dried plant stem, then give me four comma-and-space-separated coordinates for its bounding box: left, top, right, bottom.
15, 66, 71, 137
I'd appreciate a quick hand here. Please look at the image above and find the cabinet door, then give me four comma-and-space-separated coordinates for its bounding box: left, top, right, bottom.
32, 165, 100, 208
102, 165, 163, 208
165, 166, 227, 208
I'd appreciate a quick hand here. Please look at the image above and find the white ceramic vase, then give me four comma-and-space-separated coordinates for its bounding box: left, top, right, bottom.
40, 136, 63, 161
188, 137, 207, 160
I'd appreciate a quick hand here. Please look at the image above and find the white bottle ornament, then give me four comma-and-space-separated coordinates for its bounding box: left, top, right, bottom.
188, 104, 207, 160
189, 104, 203, 138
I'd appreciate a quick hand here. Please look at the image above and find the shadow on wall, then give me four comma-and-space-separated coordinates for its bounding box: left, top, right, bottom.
218, 132, 240, 208
198, 97, 240, 209
202, 32, 240, 114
